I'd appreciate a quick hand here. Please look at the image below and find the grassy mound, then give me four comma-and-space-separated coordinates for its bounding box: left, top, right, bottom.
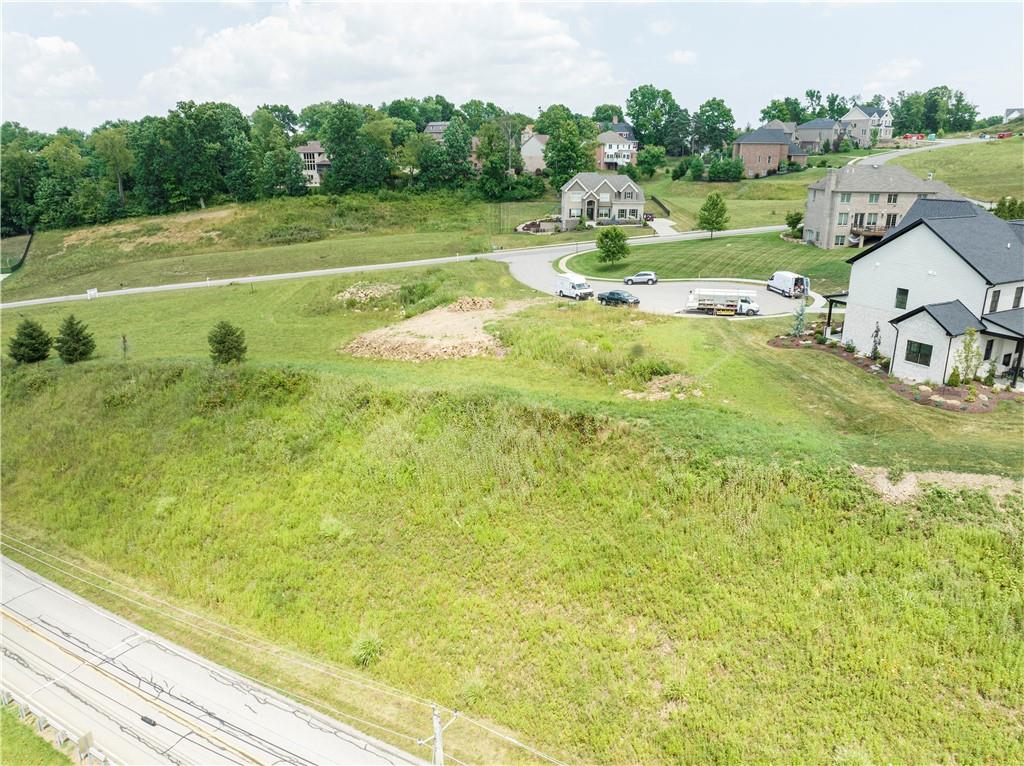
891, 137, 1024, 201
3, 360, 1022, 764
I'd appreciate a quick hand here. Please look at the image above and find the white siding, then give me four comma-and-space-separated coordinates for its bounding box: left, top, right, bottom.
842, 225, 988, 357
890, 311, 958, 384
985, 280, 1024, 313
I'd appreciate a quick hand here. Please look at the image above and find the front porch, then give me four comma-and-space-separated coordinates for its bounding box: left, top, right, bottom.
822, 291, 848, 340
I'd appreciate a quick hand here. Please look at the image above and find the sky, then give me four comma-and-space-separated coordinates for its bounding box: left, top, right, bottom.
3, 1, 1022, 134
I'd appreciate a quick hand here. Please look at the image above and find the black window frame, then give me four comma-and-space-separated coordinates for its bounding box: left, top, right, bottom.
984, 339, 994, 361
989, 290, 1001, 313
905, 340, 933, 366
894, 288, 909, 309
887, 193, 898, 204
1003, 353, 1013, 366
1014, 286, 1023, 309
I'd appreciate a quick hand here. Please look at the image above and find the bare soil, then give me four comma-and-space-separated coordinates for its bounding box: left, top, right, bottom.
61, 208, 237, 252
621, 374, 702, 401
334, 282, 400, 303
343, 298, 538, 362
852, 464, 1022, 505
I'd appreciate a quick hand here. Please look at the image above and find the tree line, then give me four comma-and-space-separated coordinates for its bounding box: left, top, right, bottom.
757, 86, 986, 134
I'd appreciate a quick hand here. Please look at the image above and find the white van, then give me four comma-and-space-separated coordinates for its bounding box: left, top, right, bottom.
555, 275, 594, 300
767, 271, 810, 298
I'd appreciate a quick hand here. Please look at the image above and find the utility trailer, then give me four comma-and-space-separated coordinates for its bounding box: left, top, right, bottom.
685, 289, 760, 316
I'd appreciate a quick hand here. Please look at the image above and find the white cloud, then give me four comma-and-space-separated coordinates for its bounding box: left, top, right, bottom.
667, 49, 697, 65
862, 57, 923, 94
138, 3, 617, 118
2, 32, 101, 128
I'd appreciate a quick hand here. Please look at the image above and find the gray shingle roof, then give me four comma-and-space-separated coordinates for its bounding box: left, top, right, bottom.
852, 197, 1024, 284
798, 118, 837, 130
807, 164, 964, 195
560, 173, 645, 199
734, 127, 791, 145
788, 142, 808, 156
982, 307, 1024, 338
891, 300, 985, 336
603, 121, 636, 140
863, 107, 890, 118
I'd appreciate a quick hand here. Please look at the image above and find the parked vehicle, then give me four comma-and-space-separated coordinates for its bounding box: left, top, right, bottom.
643, 213, 655, 222
996, 131, 1014, 139
597, 290, 639, 307
767, 271, 810, 298
624, 271, 658, 285
555, 275, 593, 300
685, 289, 760, 316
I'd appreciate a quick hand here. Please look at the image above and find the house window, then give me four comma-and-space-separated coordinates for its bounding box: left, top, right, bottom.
599, 193, 610, 202
989, 290, 1001, 313
886, 213, 898, 227
569, 208, 582, 217
617, 209, 627, 219
1014, 286, 1023, 309
629, 209, 638, 218
598, 207, 611, 218
624, 191, 633, 199
905, 340, 933, 366
837, 212, 848, 225
302, 152, 316, 172
1003, 353, 1013, 366
887, 193, 898, 204
895, 288, 909, 309
570, 192, 582, 202
984, 339, 994, 361
867, 213, 878, 226
868, 193, 880, 203
834, 235, 846, 246
840, 193, 851, 203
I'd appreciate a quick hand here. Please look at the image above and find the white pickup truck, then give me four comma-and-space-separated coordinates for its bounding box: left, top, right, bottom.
685, 289, 760, 316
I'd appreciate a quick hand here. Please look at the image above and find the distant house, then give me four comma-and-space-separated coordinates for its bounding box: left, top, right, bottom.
731, 126, 808, 178
559, 173, 645, 230
423, 121, 449, 141
839, 106, 894, 147
294, 140, 331, 187
520, 126, 549, 175
594, 130, 638, 170
600, 118, 637, 142
803, 164, 963, 249
825, 198, 1024, 385
795, 118, 841, 152
763, 119, 797, 141
1005, 108, 1024, 122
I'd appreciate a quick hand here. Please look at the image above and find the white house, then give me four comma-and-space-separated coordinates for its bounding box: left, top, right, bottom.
559, 173, 645, 230
824, 198, 1024, 385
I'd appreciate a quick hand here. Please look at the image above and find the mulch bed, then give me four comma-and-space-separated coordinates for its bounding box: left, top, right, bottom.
769, 331, 1024, 413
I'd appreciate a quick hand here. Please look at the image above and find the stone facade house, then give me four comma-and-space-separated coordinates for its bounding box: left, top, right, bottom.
295, 140, 332, 187
731, 126, 808, 178
825, 198, 1023, 385
559, 173, 645, 230
839, 106, 894, 147
803, 164, 962, 249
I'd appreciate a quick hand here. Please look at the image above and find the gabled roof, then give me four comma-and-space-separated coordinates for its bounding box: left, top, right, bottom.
890, 300, 985, 336
602, 121, 636, 140
560, 173, 644, 199
522, 133, 549, 147
798, 118, 838, 130
863, 107, 890, 118
424, 121, 449, 133
733, 127, 791, 145
848, 198, 1024, 284
596, 130, 633, 143
807, 164, 963, 194
982, 307, 1024, 338
764, 119, 796, 134
295, 140, 326, 153
788, 142, 808, 156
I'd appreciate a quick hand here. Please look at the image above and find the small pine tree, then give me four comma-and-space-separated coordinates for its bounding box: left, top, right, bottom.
8, 318, 52, 364
697, 192, 729, 238
983, 362, 996, 386
54, 314, 96, 364
791, 302, 807, 336
946, 366, 961, 387
870, 322, 882, 360
596, 226, 629, 263
208, 321, 247, 364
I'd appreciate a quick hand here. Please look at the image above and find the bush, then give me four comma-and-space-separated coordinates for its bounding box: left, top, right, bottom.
843, 341, 856, 353
8, 319, 52, 364
946, 366, 961, 387
965, 382, 977, 402
208, 321, 247, 364
785, 211, 803, 236
54, 314, 96, 364
983, 362, 996, 386
259, 224, 326, 244
814, 333, 826, 344
671, 160, 688, 181
350, 632, 383, 668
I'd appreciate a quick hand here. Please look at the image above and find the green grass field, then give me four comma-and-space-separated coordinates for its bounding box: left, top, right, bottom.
3, 257, 1022, 763
0, 706, 73, 766
566, 232, 852, 295
0, 192, 650, 303
891, 137, 1024, 201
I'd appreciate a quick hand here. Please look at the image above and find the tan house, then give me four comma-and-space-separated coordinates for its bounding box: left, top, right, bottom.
520, 127, 549, 175
763, 119, 797, 141
732, 126, 808, 178
295, 140, 331, 187
803, 164, 963, 249
839, 106, 894, 147
795, 118, 841, 152
594, 130, 638, 170
559, 173, 645, 230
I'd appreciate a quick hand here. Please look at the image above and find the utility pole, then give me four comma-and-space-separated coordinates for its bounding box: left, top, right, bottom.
431, 706, 444, 766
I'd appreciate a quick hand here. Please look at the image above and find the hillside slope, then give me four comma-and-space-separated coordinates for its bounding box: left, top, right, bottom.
891, 137, 1024, 201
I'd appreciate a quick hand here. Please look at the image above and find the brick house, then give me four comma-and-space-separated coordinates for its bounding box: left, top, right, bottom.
731, 126, 808, 178
594, 130, 638, 170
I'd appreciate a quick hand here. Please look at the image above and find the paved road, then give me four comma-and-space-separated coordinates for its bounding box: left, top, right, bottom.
0, 225, 787, 311
0, 556, 424, 766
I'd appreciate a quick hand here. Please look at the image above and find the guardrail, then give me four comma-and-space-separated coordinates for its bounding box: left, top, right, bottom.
1, 683, 120, 765
650, 195, 671, 216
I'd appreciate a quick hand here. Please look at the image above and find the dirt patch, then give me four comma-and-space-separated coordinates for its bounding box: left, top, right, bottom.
852, 464, 1022, 505
61, 207, 237, 252
334, 282, 400, 303
621, 374, 700, 401
343, 298, 537, 362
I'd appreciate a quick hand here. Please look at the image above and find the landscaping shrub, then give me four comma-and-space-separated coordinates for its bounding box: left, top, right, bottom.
208, 321, 247, 364
983, 362, 996, 386
7, 318, 52, 364
814, 333, 826, 345
946, 367, 961, 387
54, 314, 96, 364
843, 341, 856, 353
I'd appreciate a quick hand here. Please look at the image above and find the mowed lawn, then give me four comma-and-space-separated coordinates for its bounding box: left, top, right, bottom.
891, 137, 1024, 201
567, 231, 852, 295
1, 706, 72, 766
